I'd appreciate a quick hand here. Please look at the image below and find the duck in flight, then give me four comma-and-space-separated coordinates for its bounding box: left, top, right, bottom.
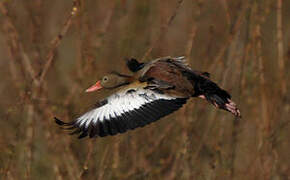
55, 57, 241, 138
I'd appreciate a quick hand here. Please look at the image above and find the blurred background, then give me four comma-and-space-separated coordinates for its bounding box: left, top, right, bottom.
0, 0, 289, 179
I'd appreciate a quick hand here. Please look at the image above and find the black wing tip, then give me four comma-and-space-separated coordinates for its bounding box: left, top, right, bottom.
126, 58, 144, 72
54, 117, 89, 138
54, 117, 66, 125
126, 57, 138, 63
54, 117, 75, 126
54, 116, 107, 139
202, 72, 210, 78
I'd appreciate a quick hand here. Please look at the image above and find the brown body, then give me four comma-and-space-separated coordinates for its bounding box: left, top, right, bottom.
140, 61, 195, 97
128, 57, 240, 117
55, 56, 241, 139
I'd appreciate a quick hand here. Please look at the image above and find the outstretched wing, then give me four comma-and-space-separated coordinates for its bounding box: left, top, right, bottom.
55, 88, 187, 138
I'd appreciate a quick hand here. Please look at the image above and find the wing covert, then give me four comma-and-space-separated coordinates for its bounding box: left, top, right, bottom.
55, 89, 187, 138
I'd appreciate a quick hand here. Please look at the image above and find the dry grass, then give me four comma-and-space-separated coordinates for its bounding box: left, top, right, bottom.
0, 0, 289, 179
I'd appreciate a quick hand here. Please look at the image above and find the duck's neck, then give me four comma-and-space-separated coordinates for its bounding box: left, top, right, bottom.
115, 78, 130, 89
111, 72, 132, 89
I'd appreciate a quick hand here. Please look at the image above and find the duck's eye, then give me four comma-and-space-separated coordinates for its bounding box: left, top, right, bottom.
103, 76, 108, 82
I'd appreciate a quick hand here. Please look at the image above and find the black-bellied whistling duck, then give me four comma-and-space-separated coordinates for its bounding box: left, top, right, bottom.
55, 56, 241, 138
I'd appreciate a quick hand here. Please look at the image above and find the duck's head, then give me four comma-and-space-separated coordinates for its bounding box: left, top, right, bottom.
85, 72, 131, 92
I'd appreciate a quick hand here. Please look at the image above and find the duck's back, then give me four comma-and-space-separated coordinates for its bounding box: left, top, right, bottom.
129, 56, 241, 117
138, 57, 197, 97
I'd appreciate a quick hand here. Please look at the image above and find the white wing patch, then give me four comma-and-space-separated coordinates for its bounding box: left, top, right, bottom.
55, 88, 188, 138
76, 88, 175, 128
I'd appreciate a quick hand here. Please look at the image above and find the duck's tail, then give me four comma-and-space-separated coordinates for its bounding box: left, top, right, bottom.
194, 78, 241, 118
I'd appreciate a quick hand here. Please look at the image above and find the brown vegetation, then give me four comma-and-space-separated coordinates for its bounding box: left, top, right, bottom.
0, 0, 289, 179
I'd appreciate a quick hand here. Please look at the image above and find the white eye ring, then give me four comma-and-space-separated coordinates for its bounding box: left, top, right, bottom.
103, 76, 108, 81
